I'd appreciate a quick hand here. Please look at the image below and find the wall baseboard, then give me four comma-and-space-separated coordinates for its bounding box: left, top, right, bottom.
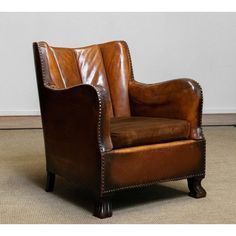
0, 111, 40, 116
0, 114, 235, 129
202, 113, 236, 126
0, 109, 235, 116
0, 116, 42, 129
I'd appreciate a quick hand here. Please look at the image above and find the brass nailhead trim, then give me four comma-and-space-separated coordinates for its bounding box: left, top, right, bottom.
122, 41, 134, 80
37, 42, 56, 89
92, 85, 106, 193
194, 81, 206, 175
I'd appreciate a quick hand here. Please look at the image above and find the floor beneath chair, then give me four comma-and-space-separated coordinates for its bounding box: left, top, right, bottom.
0, 127, 235, 223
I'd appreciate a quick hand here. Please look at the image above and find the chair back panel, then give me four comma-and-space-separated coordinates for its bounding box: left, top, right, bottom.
37, 41, 132, 117
100, 42, 131, 117
75, 45, 111, 93
50, 47, 83, 87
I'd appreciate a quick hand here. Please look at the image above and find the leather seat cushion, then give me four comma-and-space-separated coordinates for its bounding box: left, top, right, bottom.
110, 117, 190, 149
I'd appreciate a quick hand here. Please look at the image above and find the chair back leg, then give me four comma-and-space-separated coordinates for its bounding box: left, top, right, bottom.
45, 171, 55, 192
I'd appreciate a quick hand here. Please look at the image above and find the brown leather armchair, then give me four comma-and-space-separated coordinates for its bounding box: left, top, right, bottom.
33, 40, 206, 219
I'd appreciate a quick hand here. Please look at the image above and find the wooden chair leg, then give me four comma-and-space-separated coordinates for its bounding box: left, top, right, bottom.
187, 176, 206, 198
93, 196, 112, 219
45, 171, 55, 192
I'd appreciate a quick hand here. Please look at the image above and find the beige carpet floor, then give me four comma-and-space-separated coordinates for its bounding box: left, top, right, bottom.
0, 127, 235, 224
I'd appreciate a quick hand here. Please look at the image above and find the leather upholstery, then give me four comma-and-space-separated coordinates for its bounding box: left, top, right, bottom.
129, 79, 203, 139
99, 41, 131, 117
33, 40, 206, 217
37, 41, 131, 118
103, 140, 205, 192
110, 117, 190, 149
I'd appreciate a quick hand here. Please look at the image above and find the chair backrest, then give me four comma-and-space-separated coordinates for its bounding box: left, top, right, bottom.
36, 41, 133, 117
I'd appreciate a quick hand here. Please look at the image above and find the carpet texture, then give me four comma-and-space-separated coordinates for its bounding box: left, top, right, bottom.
0, 127, 235, 224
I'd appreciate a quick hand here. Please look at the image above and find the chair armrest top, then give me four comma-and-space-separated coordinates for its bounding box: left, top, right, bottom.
129, 78, 202, 105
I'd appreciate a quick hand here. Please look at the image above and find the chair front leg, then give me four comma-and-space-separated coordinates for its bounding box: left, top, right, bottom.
187, 176, 206, 198
94, 196, 112, 219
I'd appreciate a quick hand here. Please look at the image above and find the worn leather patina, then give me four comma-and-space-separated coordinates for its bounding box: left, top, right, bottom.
33, 40, 206, 219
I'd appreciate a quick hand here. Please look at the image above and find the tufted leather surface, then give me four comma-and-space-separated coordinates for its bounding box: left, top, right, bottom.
110, 117, 190, 149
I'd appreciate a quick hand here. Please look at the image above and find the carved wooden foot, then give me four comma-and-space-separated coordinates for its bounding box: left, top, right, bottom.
93, 197, 112, 219
45, 171, 55, 192
187, 177, 206, 198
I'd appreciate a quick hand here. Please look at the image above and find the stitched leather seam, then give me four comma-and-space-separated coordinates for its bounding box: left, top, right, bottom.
92, 86, 105, 153
103, 173, 205, 193
197, 80, 204, 128
195, 81, 206, 175
37, 43, 47, 86
195, 80, 204, 140
203, 138, 206, 174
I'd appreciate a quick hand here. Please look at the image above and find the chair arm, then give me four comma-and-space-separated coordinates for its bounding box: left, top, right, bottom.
40, 84, 113, 153
129, 79, 204, 139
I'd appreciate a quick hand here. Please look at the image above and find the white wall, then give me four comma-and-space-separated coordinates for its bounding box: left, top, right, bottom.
0, 13, 236, 115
